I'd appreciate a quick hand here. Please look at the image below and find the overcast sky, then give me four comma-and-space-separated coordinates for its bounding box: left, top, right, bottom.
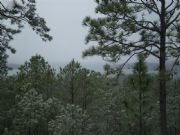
8, 0, 107, 65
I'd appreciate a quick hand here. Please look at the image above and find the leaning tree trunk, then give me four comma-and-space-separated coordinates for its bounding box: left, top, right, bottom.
159, 1, 168, 135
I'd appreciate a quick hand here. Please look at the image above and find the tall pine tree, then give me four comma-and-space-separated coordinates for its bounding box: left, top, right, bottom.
83, 1, 180, 134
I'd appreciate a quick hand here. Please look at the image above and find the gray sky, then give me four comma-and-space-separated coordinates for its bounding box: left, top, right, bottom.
8, 0, 106, 65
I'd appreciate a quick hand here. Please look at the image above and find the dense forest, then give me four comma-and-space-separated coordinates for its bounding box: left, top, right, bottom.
0, 0, 180, 135
0, 54, 180, 135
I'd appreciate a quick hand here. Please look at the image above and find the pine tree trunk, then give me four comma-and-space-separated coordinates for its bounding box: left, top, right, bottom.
139, 71, 143, 135
139, 91, 143, 135
71, 77, 74, 135
159, 57, 167, 135
71, 77, 74, 104
160, 1, 168, 135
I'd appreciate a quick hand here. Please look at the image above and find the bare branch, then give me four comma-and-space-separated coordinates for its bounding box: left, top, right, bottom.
123, 15, 160, 33
166, 0, 174, 10
140, 0, 160, 15
167, 12, 180, 28
0, 2, 7, 10
170, 55, 180, 73
131, 44, 160, 58
151, 0, 160, 14
166, 42, 179, 49
116, 51, 144, 78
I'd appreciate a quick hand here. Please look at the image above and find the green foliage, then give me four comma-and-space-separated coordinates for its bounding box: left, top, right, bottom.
0, 0, 52, 77
0, 77, 16, 135
57, 59, 85, 104
83, 0, 180, 61
0, 48, 8, 79
57, 59, 105, 110
17, 55, 56, 99
13, 88, 45, 135
0, 55, 180, 135
0, 0, 52, 53
123, 55, 159, 135
9, 85, 61, 135
167, 79, 180, 134
82, 1, 180, 135
49, 104, 92, 135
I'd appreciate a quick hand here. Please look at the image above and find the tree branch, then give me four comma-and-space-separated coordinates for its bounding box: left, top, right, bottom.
167, 13, 180, 28
140, 0, 160, 15
166, 0, 175, 10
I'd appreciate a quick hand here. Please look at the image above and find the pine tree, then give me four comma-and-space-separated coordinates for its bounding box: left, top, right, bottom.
0, 0, 52, 68
17, 55, 56, 99
131, 54, 151, 135
57, 59, 82, 105
83, 1, 180, 134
